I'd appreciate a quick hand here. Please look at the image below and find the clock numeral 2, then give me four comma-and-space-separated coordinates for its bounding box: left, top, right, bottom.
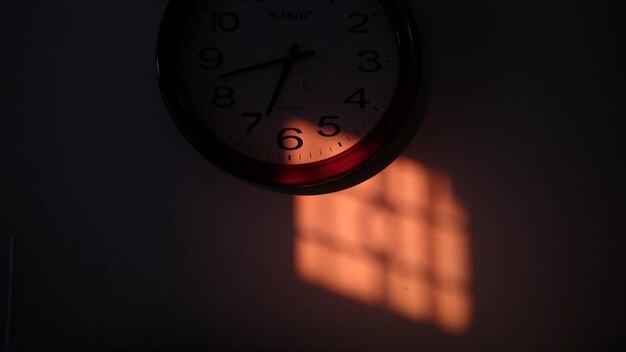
348, 13, 369, 33
344, 88, 370, 109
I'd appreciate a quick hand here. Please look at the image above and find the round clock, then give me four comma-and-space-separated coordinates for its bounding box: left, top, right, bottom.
157, 0, 424, 194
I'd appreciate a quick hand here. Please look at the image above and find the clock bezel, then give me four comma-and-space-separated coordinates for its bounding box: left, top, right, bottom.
156, 0, 423, 194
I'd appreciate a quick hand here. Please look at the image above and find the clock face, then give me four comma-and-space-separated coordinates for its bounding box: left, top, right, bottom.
157, 0, 421, 193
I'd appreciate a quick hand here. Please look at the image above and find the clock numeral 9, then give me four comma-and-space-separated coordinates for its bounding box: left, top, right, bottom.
198, 48, 223, 69
348, 13, 369, 33
317, 116, 341, 137
277, 128, 303, 150
210, 12, 240, 32
344, 88, 370, 109
358, 50, 381, 72
211, 87, 235, 107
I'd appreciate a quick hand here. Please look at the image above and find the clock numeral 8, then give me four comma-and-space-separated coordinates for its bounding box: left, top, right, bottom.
277, 128, 303, 150
211, 87, 235, 107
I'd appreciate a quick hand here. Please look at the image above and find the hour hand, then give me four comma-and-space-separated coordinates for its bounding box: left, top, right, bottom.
218, 49, 316, 78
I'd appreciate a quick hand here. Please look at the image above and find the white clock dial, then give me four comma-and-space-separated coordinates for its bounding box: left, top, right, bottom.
178, 0, 399, 165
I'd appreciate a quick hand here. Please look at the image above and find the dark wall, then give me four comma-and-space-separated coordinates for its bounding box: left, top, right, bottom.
1, 0, 624, 351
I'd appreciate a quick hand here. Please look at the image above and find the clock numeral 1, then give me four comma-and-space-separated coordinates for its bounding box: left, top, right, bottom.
242, 112, 262, 134
348, 13, 370, 33
317, 116, 341, 137
277, 128, 303, 150
343, 88, 370, 109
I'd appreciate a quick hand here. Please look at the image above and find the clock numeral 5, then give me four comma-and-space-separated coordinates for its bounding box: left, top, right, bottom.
344, 88, 370, 109
277, 128, 304, 150
211, 87, 236, 107
198, 48, 223, 70
317, 116, 341, 137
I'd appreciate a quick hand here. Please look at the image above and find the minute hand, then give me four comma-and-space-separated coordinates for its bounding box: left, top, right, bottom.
218, 49, 316, 78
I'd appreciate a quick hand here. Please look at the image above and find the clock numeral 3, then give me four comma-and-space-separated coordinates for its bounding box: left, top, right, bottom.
344, 88, 370, 109
198, 48, 223, 69
348, 13, 369, 33
317, 116, 341, 137
210, 12, 240, 32
211, 87, 235, 107
277, 128, 304, 150
358, 50, 381, 72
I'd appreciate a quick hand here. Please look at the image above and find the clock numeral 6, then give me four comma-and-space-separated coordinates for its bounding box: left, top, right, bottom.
210, 12, 240, 32
358, 50, 381, 72
211, 87, 235, 107
317, 116, 341, 137
344, 88, 370, 109
198, 48, 223, 70
277, 128, 304, 150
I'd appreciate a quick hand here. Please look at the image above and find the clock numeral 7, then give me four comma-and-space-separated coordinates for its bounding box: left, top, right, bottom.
344, 88, 370, 109
242, 112, 262, 134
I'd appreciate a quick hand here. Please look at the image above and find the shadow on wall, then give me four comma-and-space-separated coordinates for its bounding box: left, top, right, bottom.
294, 157, 472, 334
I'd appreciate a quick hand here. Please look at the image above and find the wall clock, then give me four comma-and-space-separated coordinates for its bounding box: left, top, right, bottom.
157, 0, 425, 194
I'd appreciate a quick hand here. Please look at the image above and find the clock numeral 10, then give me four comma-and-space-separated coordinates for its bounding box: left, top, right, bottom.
210, 12, 240, 32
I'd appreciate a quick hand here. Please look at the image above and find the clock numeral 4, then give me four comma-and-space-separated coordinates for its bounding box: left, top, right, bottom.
344, 88, 370, 109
